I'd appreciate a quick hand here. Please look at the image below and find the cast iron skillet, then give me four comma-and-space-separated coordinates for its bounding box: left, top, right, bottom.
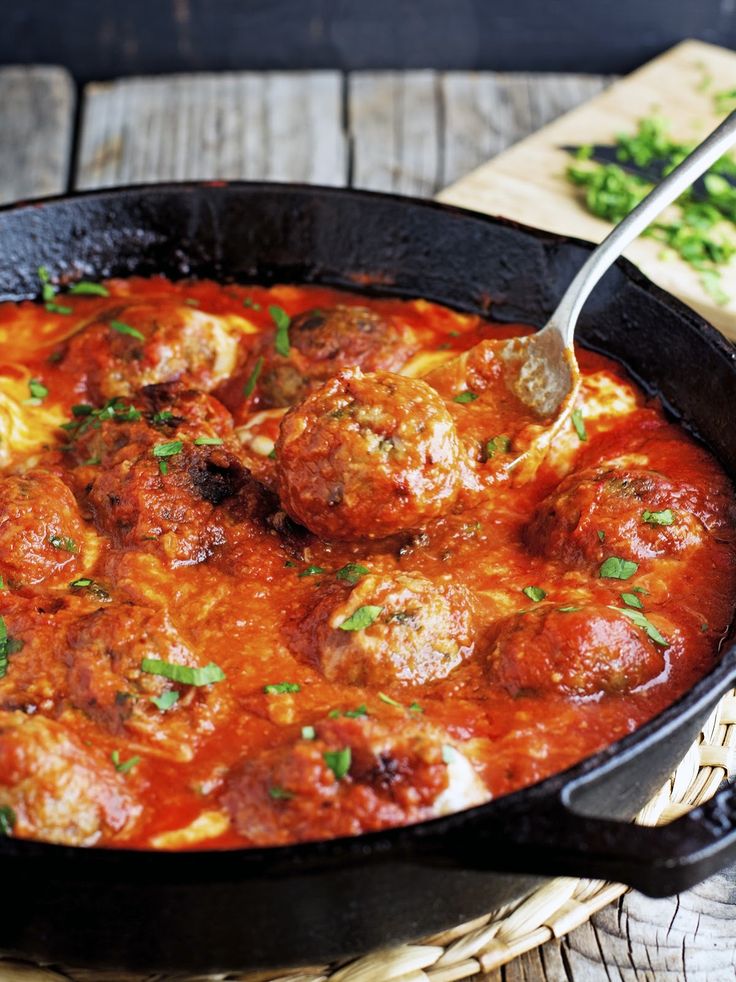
0, 183, 736, 974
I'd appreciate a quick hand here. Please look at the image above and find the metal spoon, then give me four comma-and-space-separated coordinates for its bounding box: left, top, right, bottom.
502, 109, 736, 426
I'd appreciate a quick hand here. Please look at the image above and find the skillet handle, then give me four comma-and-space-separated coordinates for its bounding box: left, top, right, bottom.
448, 778, 736, 897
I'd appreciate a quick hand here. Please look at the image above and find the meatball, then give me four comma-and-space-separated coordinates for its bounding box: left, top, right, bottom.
0, 711, 140, 845
294, 572, 474, 685
65, 605, 201, 736
255, 305, 415, 408
220, 715, 489, 846
0, 469, 86, 587
276, 369, 462, 540
58, 300, 240, 402
485, 604, 669, 698
524, 467, 708, 569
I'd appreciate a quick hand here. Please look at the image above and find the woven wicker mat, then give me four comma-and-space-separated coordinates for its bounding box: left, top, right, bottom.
2, 687, 736, 982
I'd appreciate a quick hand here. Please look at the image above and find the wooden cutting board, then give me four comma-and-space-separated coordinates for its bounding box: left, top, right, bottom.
438, 39, 736, 339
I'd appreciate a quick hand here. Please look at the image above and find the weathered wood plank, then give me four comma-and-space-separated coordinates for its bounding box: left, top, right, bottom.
440, 72, 610, 188
75, 71, 347, 189
0, 66, 75, 204
348, 71, 442, 195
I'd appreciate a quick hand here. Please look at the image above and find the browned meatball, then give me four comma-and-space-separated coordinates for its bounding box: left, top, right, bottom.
220, 715, 488, 846
254, 305, 415, 408
0, 469, 86, 587
294, 572, 474, 685
65, 605, 201, 735
485, 604, 670, 698
276, 369, 462, 540
0, 711, 140, 845
58, 300, 240, 402
524, 467, 708, 569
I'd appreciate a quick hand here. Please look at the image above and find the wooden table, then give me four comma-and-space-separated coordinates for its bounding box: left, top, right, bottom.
1, 64, 735, 982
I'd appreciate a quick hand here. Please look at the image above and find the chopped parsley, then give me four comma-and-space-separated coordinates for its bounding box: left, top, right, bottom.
61, 398, 141, 439
152, 440, 183, 475
558, 605, 583, 613
109, 319, 145, 341
48, 534, 78, 553
263, 682, 300, 695
621, 592, 644, 610
28, 378, 48, 401
597, 530, 606, 542
243, 356, 264, 398
301, 725, 316, 740
270, 305, 291, 356
298, 565, 326, 578
0, 577, 5, 591
344, 704, 368, 718
151, 690, 179, 711
111, 750, 140, 774
454, 390, 478, 404
38, 265, 55, 302
615, 607, 669, 647
571, 409, 587, 442
378, 692, 403, 708
339, 605, 383, 631
151, 410, 174, 426
0, 616, 23, 679
642, 508, 675, 526
409, 702, 424, 713
69, 281, 109, 297
522, 586, 546, 603
599, 556, 638, 580
69, 577, 109, 599
268, 786, 294, 800
140, 658, 225, 686
194, 435, 224, 446
243, 297, 261, 310
45, 302, 73, 315
335, 563, 370, 585
323, 747, 351, 780
485, 435, 511, 459
0, 805, 16, 836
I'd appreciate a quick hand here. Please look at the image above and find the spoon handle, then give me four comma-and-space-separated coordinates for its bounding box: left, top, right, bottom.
551, 109, 736, 347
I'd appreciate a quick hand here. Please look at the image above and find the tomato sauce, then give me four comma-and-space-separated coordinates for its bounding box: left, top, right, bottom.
0, 276, 733, 850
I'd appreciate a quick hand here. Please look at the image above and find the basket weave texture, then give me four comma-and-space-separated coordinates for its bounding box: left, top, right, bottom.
2, 688, 735, 982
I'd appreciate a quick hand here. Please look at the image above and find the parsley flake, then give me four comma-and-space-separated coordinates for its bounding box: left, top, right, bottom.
621, 592, 644, 609
344, 704, 368, 718
0, 805, 16, 836
642, 508, 675, 526
485, 435, 511, 459
339, 605, 383, 631
45, 302, 73, 315
48, 534, 78, 554
454, 390, 478, 404
194, 435, 224, 446
243, 297, 261, 310
263, 682, 300, 695
523, 586, 546, 603
268, 786, 294, 800
152, 441, 183, 466
571, 409, 587, 442
141, 658, 225, 686
378, 691, 403, 708
38, 265, 55, 302
409, 702, 424, 713
151, 690, 179, 711
0, 616, 23, 679
298, 565, 326, 578
615, 607, 669, 647
599, 556, 638, 580
597, 530, 606, 542
28, 378, 48, 401
323, 747, 351, 780
335, 563, 370, 585
558, 605, 583, 613
270, 305, 291, 356
109, 319, 145, 342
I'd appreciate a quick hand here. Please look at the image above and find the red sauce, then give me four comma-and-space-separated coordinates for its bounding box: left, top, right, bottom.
0, 276, 733, 850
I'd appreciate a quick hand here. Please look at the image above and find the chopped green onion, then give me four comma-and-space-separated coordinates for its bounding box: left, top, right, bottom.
335, 563, 370, 585
111, 750, 140, 774
298, 565, 326, 578
243, 356, 264, 397
151, 690, 179, 711
571, 409, 587, 442
270, 305, 291, 356
141, 658, 225, 686
69, 281, 109, 297
109, 319, 145, 341
339, 605, 383, 631
642, 508, 675, 526
599, 557, 638, 580
194, 435, 224, 446
323, 747, 351, 780
523, 586, 546, 603
454, 390, 478, 404
263, 682, 300, 695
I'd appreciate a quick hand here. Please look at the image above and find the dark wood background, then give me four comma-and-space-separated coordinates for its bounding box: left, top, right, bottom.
4, 0, 736, 81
